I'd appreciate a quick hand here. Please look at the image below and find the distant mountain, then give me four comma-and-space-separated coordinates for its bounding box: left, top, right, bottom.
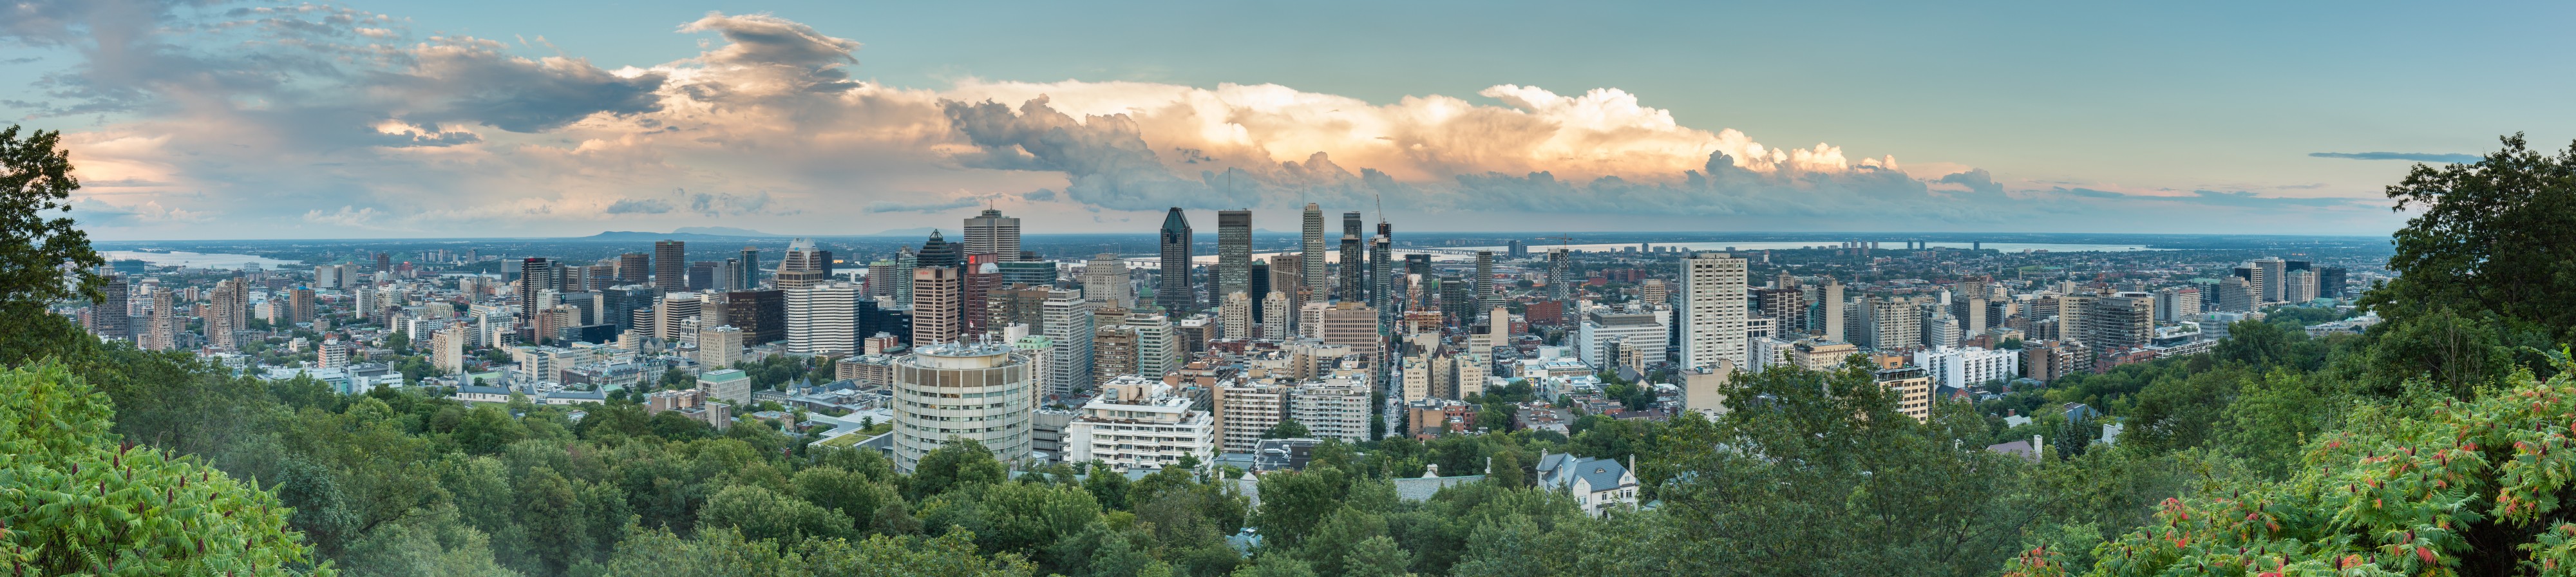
672, 226, 788, 237
574, 229, 784, 242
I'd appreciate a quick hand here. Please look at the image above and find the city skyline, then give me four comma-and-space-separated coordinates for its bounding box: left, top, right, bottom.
10, 1, 2572, 240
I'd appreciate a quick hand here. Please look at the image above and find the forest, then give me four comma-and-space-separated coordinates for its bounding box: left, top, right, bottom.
5, 127, 2576, 576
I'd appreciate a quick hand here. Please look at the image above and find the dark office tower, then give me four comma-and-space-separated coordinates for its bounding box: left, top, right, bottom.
918, 231, 960, 269
1474, 251, 1495, 303
1370, 221, 1393, 313
586, 264, 618, 291
618, 252, 650, 284
1158, 208, 1196, 315
1404, 254, 1434, 310
602, 285, 655, 331
654, 240, 687, 292
1217, 209, 1252, 301
519, 258, 556, 335
1249, 260, 1271, 323
1338, 211, 1363, 300
91, 275, 130, 339
688, 261, 722, 290
737, 246, 762, 290
963, 208, 1021, 262
552, 261, 576, 293
1440, 276, 1471, 326
374, 252, 392, 274
1546, 249, 1571, 301
2318, 267, 2349, 299
716, 289, 787, 345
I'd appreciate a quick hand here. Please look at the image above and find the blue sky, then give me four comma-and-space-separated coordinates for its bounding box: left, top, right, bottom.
4, 0, 2568, 239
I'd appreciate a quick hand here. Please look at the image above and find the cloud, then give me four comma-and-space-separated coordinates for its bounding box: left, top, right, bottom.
0, 6, 2400, 237
302, 205, 381, 227
604, 198, 674, 214
866, 197, 982, 213
2309, 151, 2481, 163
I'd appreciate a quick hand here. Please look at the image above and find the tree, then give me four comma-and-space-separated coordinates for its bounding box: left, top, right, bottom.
0, 126, 104, 368
1253, 466, 1349, 549
1265, 418, 1311, 440
911, 438, 1007, 498
2360, 133, 2576, 345
0, 362, 323, 575
701, 484, 855, 544
2041, 360, 2576, 576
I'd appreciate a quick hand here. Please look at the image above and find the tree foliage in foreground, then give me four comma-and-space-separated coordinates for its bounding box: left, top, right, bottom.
0, 362, 323, 576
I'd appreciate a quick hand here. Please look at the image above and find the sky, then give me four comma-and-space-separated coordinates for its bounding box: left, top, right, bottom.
4, 1, 2570, 240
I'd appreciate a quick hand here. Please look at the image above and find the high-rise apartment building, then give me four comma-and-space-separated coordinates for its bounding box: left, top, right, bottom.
90, 276, 130, 339
1219, 291, 1253, 341
432, 325, 466, 374
1861, 296, 1922, 352
2215, 277, 2259, 312
1092, 325, 1138, 386
2284, 269, 2318, 303
891, 343, 1035, 473
699, 325, 744, 368
1679, 253, 1749, 369
654, 240, 687, 292
1318, 302, 1380, 358
1157, 208, 1195, 314
1132, 313, 1177, 377
786, 281, 861, 355
1064, 376, 1217, 472
205, 278, 247, 350
1301, 203, 1327, 296
2154, 287, 2202, 323
1548, 249, 1571, 301
911, 267, 962, 346
1041, 289, 1094, 399
1290, 378, 1372, 444
140, 287, 176, 351
2251, 258, 2286, 303
1214, 380, 1287, 453
963, 208, 1022, 262
1217, 209, 1252, 301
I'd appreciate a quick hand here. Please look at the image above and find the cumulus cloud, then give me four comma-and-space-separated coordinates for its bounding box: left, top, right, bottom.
0, 5, 2395, 237
2309, 151, 2481, 163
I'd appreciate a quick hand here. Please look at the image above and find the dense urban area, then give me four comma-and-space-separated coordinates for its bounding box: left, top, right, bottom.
8, 126, 2576, 577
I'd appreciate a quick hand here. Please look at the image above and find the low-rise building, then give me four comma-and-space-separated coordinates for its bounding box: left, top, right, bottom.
1535, 451, 1638, 517
1065, 375, 1217, 472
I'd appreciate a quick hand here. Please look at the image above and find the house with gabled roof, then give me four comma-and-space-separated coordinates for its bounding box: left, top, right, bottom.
1535, 451, 1639, 517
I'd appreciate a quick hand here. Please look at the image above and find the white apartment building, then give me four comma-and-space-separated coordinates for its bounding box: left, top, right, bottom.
1680, 253, 1748, 370
1063, 375, 1217, 472
1041, 289, 1094, 399
891, 343, 1036, 474
1913, 346, 2022, 390
1577, 307, 1669, 371
1214, 379, 1288, 453
786, 281, 860, 355
1290, 375, 1372, 444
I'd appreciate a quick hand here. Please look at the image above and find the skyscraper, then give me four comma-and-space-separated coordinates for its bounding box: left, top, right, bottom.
2251, 258, 2287, 303
1301, 203, 1327, 295
1217, 209, 1252, 301
1157, 208, 1195, 314
786, 281, 861, 355
736, 246, 761, 290
1473, 251, 1495, 310
1082, 253, 1132, 308
654, 240, 686, 292
963, 208, 1022, 262
1339, 211, 1363, 300
1371, 221, 1394, 314
520, 257, 556, 339
1043, 289, 1095, 399
618, 252, 649, 285
913, 232, 963, 345
1547, 249, 1571, 301
775, 239, 829, 291
1680, 253, 1749, 370
206, 278, 247, 350
1823, 278, 1845, 343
